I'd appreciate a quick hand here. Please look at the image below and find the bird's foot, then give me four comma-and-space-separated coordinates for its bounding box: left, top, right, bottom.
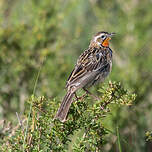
83, 88, 100, 101
74, 92, 86, 101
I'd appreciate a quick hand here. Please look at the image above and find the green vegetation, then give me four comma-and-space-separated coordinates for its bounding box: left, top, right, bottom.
0, 0, 152, 151
1, 82, 135, 151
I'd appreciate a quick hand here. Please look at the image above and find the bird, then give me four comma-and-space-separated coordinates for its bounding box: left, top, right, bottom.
54, 31, 115, 122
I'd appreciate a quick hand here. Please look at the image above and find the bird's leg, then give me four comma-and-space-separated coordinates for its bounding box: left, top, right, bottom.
74, 92, 86, 101
83, 88, 100, 101
74, 92, 79, 101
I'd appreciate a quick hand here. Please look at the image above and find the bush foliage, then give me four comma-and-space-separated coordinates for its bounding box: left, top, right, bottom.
0, 82, 135, 151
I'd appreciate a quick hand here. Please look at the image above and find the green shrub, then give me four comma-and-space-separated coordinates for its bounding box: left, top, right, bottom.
0, 82, 135, 151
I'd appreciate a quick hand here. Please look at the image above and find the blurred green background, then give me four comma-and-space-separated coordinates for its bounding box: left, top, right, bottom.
0, 0, 152, 151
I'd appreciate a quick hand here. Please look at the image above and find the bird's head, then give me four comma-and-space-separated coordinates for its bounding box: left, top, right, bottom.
90, 31, 115, 48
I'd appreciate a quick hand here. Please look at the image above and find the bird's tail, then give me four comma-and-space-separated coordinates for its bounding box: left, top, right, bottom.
54, 91, 74, 122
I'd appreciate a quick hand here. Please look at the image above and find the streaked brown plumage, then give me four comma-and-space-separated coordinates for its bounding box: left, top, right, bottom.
54, 31, 115, 122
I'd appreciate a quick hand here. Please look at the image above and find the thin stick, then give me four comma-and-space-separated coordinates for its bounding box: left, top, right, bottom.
16, 112, 22, 127
23, 57, 46, 152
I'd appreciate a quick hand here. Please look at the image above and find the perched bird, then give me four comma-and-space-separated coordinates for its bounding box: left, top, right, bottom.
54, 31, 115, 122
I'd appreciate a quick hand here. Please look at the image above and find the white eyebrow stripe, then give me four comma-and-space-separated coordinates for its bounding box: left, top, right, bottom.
94, 33, 105, 42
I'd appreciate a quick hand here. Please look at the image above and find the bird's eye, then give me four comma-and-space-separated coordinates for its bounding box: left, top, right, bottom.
101, 35, 105, 39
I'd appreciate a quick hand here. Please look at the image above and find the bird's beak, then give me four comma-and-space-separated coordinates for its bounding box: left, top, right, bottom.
108, 32, 116, 38
106, 32, 115, 40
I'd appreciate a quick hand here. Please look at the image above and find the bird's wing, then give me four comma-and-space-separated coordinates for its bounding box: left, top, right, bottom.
66, 48, 109, 87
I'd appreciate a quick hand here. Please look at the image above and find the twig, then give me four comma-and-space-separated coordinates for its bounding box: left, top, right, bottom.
16, 112, 22, 127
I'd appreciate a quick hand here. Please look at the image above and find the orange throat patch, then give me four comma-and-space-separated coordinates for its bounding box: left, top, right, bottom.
102, 37, 111, 47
